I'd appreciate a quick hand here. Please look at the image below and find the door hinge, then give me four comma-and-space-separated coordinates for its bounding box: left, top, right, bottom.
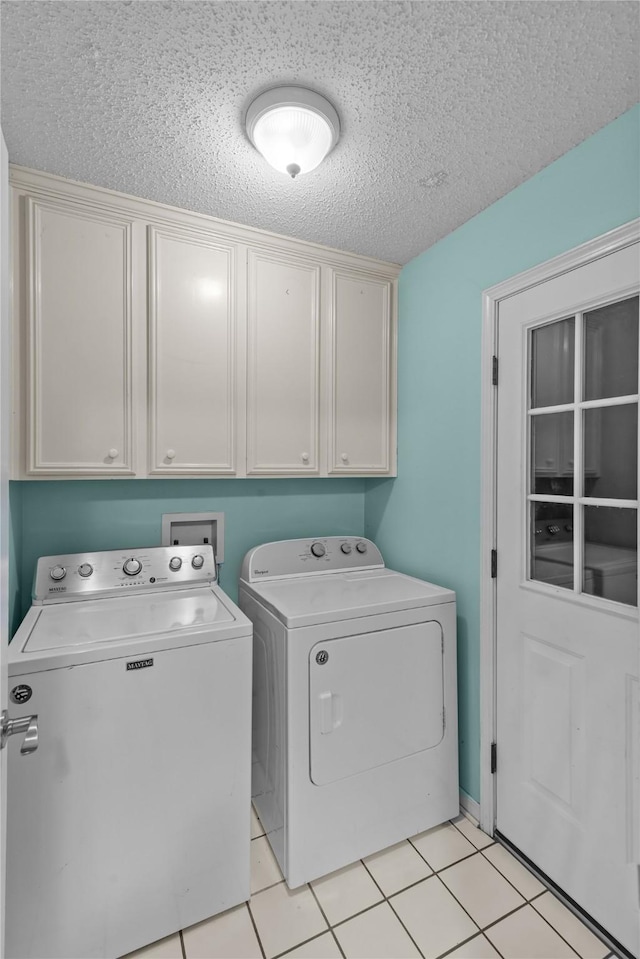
490, 742, 497, 774
490, 549, 497, 578
492, 355, 498, 386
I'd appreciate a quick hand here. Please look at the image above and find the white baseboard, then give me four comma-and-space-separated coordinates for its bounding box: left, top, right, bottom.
459, 789, 481, 825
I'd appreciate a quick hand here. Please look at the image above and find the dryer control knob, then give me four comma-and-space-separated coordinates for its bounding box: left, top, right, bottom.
123, 557, 142, 576
78, 563, 93, 578
191, 554, 205, 569
311, 542, 326, 558
340, 543, 352, 554
356, 541, 368, 554
50, 565, 66, 581
169, 556, 182, 571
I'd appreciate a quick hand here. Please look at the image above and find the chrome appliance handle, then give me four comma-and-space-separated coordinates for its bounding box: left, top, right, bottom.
0, 709, 38, 754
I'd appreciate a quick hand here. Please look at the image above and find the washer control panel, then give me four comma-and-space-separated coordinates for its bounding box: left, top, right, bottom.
34, 545, 217, 604
241, 537, 384, 582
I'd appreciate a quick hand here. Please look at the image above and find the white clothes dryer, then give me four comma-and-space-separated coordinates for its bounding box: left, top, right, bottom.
7, 545, 252, 959
239, 536, 458, 888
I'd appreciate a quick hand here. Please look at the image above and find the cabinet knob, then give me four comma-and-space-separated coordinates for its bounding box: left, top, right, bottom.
340, 453, 348, 463
301, 452, 309, 463
166, 449, 176, 461
108, 449, 119, 459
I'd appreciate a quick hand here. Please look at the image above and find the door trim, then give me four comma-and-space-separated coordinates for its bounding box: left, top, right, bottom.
479, 217, 640, 835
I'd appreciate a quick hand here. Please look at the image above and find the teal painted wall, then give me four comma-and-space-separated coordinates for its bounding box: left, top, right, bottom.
365, 105, 640, 803
10, 478, 365, 626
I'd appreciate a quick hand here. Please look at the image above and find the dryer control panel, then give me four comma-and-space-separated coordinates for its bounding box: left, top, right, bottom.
241, 537, 384, 582
33, 545, 217, 604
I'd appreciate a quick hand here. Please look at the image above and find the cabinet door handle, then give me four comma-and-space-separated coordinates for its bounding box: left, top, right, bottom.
340, 453, 348, 463
166, 449, 176, 461
108, 448, 119, 459
301, 452, 309, 463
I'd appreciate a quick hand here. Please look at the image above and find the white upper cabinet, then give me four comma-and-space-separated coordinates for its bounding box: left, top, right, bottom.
247, 249, 320, 474
328, 269, 395, 474
25, 196, 134, 475
148, 225, 237, 474
11, 168, 398, 480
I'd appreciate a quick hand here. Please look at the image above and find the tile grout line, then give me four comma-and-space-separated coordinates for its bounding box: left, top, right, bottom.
252, 876, 286, 896
306, 881, 345, 956
270, 929, 338, 959
436, 929, 507, 959
408, 837, 477, 874
246, 899, 268, 959
417, 870, 483, 936
328, 926, 347, 959
358, 855, 428, 959
490, 837, 614, 956
476, 899, 580, 959
244, 814, 593, 959
528, 896, 599, 959
477, 843, 548, 903
450, 844, 534, 905
450, 816, 496, 849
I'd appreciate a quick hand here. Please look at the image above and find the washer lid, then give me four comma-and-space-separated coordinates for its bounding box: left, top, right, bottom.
243, 568, 455, 627
15, 587, 236, 654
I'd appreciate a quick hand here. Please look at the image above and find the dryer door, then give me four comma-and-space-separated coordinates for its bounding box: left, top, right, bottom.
309, 621, 444, 786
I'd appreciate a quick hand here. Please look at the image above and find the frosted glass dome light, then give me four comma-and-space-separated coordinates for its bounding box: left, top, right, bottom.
246, 86, 340, 179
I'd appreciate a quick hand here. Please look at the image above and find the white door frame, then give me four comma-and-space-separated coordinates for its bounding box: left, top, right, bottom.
479, 217, 640, 836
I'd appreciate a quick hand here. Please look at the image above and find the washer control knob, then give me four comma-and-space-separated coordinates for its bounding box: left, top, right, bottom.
123, 557, 142, 576
191, 554, 205, 570
169, 556, 182, 571
311, 542, 326, 558
340, 543, 352, 555
78, 563, 93, 578
356, 541, 368, 554
50, 565, 66, 581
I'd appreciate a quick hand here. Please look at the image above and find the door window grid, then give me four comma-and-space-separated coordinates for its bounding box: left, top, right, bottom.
527, 298, 639, 606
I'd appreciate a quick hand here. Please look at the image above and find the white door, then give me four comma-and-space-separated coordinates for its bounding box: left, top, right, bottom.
0, 128, 11, 955
496, 241, 639, 955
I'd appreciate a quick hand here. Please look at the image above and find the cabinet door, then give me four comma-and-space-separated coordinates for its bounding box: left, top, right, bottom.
247, 250, 319, 474
26, 198, 134, 474
149, 226, 237, 474
328, 269, 394, 474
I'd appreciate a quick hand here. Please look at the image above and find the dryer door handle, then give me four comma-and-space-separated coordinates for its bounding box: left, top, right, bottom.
318, 692, 343, 735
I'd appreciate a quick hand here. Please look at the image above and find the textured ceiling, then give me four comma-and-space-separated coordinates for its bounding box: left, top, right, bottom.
1, 1, 638, 264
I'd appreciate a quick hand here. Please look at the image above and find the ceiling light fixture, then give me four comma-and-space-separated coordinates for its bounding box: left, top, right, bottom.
245, 86, 340, 179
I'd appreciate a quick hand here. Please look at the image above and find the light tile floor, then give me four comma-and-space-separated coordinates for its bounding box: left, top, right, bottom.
124, 809, 617, 959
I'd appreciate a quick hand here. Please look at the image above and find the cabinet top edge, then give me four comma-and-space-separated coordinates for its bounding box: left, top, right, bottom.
10, 164, 401, 277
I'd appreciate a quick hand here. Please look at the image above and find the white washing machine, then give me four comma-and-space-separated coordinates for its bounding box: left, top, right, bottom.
6, 545, 252, 959
239, 536, 458, 888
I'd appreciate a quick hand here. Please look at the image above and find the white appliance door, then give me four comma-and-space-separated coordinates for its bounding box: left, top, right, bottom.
496, 242, 639, 955
309, 622, 444, 786
5, 636, 251, 959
